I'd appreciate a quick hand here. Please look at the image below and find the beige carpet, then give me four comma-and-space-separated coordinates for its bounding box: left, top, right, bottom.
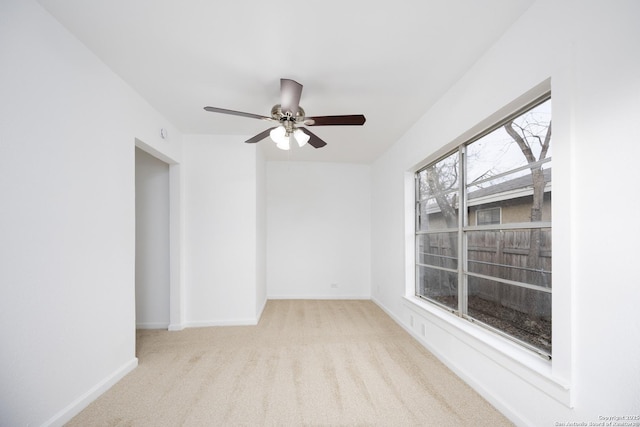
68, 300, 512, 426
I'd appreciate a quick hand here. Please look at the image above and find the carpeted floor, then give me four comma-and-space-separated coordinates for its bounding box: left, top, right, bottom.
68, 300, 513, 426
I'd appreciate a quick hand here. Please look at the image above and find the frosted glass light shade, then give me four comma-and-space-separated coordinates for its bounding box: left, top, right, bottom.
293, 129, 310, 147
276, 138, 290, 150
270, 126, 290, 150
270, 126, 286, 142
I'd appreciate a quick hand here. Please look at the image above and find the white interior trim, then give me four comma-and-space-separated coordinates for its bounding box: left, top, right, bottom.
43, 358, 138, 427
134, 138, 184, 331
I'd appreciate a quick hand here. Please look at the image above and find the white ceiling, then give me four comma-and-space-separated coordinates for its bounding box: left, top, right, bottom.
37, 0, 533, 163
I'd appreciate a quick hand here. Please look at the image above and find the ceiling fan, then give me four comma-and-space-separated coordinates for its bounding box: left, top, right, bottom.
204, 79, 366, 150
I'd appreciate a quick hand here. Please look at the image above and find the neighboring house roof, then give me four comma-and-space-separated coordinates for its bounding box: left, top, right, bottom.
467, 168, 551, 206
423, 168, 551, 213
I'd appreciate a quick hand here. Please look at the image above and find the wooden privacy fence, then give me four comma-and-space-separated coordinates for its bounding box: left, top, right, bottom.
421, 229, 552, 317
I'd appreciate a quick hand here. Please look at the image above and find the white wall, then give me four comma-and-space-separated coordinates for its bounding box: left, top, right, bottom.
267, 161, 371, 299
371, 0, 640, 425
255, 145, 267, 315
0, 1, 182, 425
183, 135, 263, 325
135, 147, 170, 329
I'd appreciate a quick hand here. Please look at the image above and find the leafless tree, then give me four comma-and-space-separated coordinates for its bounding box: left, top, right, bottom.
504, 118, 551, 280
504, 116, 552, 321
423, 155, 458, 229
418, 155, 459, 301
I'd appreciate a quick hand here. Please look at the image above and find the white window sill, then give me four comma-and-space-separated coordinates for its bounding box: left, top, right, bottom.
402, 295, 572, 407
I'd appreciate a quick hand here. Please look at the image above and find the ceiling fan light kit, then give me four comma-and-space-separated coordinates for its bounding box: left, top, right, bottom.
294, 129, 310, 147
269, 126, 289, 150
204, 79, 366, 150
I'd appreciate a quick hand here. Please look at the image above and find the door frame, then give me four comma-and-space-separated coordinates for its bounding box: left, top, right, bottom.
135, 138, 184, 330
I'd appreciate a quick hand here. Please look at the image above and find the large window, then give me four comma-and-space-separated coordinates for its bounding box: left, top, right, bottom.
415, 96, 552, 357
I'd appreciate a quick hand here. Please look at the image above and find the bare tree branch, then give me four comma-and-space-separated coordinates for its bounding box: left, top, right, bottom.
504, 120, 537, 164
539, 120, 552, 161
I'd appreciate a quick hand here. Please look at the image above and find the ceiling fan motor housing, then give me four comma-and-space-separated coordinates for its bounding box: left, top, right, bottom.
271, 104, 307, 133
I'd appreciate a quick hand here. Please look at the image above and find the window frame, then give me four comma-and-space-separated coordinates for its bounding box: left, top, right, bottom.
414, 93, 552, 359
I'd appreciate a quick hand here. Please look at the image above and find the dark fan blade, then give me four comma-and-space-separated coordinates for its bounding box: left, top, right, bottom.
204, 106, 272, 121
299, 127, 327, 149
280, 79, 303, 115
245, 127, 276, 144
305, 115, 366, 126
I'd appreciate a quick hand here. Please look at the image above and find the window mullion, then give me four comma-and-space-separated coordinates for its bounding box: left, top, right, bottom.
458, 146, 468, 317
415, 174, 420, 298
415, 174, 420, 231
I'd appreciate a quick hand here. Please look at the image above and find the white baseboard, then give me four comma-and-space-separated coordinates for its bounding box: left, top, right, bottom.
186, 317, 259, 327
185, 298, 371, 328
267, 295, 370, 300
136, 322, 169, 330
256, 297, 267, 322
43, 357, 138, 427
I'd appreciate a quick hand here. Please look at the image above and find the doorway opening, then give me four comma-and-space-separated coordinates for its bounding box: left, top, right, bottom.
134, 139, 183, 334
135, 147, 170, 329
